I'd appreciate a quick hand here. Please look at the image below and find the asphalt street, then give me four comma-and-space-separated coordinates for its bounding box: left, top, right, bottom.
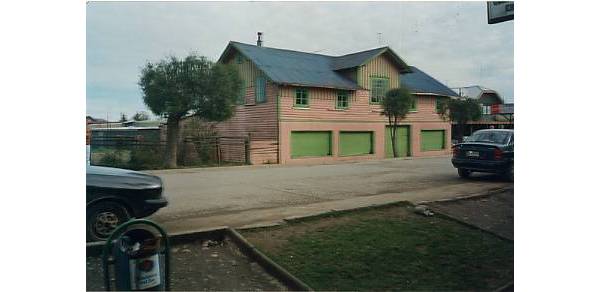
147, 157, 511, 231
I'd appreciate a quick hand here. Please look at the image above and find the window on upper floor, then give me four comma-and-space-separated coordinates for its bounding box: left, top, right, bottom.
370, 77, 389, 104
435, 97, 445, 113
336, 91, 349, 109
236, 54, 244, 64
410, 97, 417, 112
255, 76, 266, 103
295, 88, 309, 107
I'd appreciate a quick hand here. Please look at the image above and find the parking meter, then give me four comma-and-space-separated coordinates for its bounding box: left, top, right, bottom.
102, 219, 170, 291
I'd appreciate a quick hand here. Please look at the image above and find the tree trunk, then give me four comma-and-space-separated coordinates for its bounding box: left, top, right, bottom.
390, 116, 398, 158
164, 116, 181, 168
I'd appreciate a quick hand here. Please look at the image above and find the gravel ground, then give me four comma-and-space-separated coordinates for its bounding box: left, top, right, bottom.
427, 188, 514, 240
86, 238, 287, 291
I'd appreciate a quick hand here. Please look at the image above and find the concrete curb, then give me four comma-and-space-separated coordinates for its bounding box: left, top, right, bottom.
226, 228, 313, 291
415, 186, 513, 205
86, 226, 312, 291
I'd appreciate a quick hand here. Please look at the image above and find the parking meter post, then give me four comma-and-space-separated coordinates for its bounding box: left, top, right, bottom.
101, 219, 171, 291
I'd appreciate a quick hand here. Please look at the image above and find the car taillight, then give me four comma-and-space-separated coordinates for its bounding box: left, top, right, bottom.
494, 148, 502, 160
453, 146, 459, 157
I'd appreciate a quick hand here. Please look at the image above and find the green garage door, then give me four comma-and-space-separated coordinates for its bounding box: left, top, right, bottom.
291, 131, 332, 158
385, 126, 410, 157
421, 130, 445, 151
339, 132, 373, 156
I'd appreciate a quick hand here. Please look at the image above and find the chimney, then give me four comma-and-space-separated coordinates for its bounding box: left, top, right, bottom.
257, 32, 263, 47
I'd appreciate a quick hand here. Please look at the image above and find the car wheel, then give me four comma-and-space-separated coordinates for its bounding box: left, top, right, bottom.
458, 168, 471, 178
87, 201, 130, 242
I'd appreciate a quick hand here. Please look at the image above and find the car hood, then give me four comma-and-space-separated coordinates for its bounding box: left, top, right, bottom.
456, 142, 506, 147
86, 165, 162, 190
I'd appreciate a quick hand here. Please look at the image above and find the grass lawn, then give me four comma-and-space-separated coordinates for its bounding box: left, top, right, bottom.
242, 204, 513, 291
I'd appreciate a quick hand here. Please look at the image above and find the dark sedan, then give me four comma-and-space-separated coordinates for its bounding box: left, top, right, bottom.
86, 165, 168, 241
451, 129, 513, 181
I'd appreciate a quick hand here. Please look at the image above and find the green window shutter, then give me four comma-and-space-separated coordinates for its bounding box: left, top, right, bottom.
291, 131, 331, 158
336, 91, 349, 109
255, 76, 266, 103
421, 130, 445, 151
295, 88, 309, 107
339, 132, 373, 156
237, 80, 246, 105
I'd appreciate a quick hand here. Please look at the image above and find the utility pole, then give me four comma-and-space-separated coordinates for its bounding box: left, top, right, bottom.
377, 32, 382, 46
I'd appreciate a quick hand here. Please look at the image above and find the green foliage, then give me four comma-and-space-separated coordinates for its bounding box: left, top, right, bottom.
382, 87, 414, 157
381, 87, 414, 121
138, 54, 243, 168
97, 150, 128, 169
439, 98, 482, 124
138, 54, 242, 121
132, 111, 150, 121
129, 147, 164, 170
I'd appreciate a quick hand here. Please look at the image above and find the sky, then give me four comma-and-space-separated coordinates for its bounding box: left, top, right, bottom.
86, 1, 513, 120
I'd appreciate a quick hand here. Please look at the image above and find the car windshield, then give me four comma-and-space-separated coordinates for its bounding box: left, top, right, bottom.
469, 131, 511, 144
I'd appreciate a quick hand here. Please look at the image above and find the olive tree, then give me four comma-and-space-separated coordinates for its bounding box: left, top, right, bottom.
139, 54, 241, 168
381, 87, 414, 157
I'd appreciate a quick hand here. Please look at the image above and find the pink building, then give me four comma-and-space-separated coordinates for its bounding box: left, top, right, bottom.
214, 38, 459, 165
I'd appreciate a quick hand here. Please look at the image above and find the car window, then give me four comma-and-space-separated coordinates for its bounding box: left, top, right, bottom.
470, 131, 511, 144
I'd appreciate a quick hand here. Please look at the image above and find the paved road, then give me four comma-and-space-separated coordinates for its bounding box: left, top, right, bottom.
147, 157, 511, 230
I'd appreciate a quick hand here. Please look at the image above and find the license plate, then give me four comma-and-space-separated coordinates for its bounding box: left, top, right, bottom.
466, 151, 479, 157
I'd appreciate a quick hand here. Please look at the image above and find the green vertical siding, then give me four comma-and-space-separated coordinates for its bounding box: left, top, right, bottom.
339, 132, 373, 156
385, 126, 410, 157
291, 131, 332, 158
421, 130, 445, 151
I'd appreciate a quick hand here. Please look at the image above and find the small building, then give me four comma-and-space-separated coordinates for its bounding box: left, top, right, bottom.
206, 37, 458, 165
452, 85, 514, 138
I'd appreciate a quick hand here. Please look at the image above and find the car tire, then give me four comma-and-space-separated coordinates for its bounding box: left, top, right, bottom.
458, 168, 471, 178
87, 201, 131, 242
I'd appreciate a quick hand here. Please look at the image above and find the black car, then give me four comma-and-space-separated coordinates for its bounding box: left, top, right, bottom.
86, 165, 168, 241
451, 129, 514, 180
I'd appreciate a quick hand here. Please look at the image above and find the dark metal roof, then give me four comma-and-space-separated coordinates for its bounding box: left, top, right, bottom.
226, 42, 360, 90
401, 66, 459, 97
330, 47, 387, 70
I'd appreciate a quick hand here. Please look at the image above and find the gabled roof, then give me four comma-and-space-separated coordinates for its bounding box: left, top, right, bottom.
218, 42, 411, 90
400, 66, 459, 97
331, 47, 410, 72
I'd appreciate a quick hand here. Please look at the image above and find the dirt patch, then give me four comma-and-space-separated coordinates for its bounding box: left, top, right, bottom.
86, 238, 287, 291
427, 188, 514, 240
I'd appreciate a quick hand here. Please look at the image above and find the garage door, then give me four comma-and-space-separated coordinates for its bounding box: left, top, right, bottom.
421, 130, 445, 151
385, 126, 410, 157
291, 131, 332, 158
339, 132, 373, 156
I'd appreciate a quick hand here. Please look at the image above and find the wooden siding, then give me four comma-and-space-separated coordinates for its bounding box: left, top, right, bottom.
230, 51, 264, 105
213, 80, 279, 165
357, 53, 402, 89
280, 87, 447, 124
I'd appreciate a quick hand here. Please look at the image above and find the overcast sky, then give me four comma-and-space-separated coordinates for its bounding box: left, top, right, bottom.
87, 1, 513, 120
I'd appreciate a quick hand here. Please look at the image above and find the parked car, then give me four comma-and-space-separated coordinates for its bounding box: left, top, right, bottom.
86, 165, 168, 241
451, 129, 513, 180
